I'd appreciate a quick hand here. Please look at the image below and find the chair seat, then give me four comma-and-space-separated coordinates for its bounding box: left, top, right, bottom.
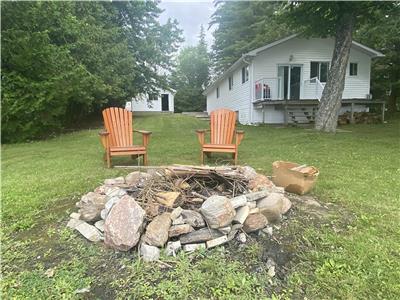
110, 145, 146, 153
202, 144, 236, 153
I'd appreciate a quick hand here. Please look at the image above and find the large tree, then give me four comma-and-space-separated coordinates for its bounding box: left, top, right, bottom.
355, 4, 400, 114
171, 26, 210, 112
210, 1, 292, 74
282, 1, 396, 132
1, 1, 182, 142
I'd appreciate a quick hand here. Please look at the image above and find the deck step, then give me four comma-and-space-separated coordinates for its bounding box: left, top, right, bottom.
287, 106, 317, 124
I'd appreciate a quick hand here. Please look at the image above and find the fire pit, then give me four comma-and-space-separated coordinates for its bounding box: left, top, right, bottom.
66, 165, 293, 262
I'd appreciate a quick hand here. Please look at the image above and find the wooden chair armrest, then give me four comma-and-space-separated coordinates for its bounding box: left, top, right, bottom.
196, 129, 209, 145
134, 129, 152, 135
134, 129, 152, 147
99, 130, 109, 149
235, 130, 245, 146
99, 130, 109, 136
196, 129, 210, 133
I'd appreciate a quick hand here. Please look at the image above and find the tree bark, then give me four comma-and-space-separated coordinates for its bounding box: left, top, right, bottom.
315, 14, 354, 132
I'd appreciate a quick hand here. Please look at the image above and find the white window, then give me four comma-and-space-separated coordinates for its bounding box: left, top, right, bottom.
310, 61, 329, 83
228, 75, 233, 90
241, 66, 249, 83
216, 87, 220, 98
349, 62, 358, 76
148, 93, 158, 101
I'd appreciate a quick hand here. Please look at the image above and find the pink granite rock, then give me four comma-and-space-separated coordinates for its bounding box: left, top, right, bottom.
104, 195, 145, 251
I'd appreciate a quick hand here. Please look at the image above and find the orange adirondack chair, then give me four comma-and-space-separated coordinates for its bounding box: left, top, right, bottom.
196, 108, 244, 165
99, 107, 152, 168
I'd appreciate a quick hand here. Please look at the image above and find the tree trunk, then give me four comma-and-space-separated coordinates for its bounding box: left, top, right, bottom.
315, 14, 354, 132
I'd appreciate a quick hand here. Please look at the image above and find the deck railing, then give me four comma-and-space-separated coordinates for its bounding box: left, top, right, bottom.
254, 78, 279, 101
303, 77, 325, 101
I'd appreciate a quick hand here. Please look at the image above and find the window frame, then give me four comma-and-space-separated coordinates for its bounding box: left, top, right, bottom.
349, 62, 358, 76
148, 93, 159, 101
242, 66, 249, 84
228, 75, 233, 90
310, 61, 330, 83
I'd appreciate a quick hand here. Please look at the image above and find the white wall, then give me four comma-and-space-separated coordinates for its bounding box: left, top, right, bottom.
206, 37, 373, 124
252, 38, 372, 100
127, 90, 174, 112
206, 63, 251, 124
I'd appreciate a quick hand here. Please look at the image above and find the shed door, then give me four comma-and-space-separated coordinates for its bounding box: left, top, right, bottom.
161, 94, 169, 111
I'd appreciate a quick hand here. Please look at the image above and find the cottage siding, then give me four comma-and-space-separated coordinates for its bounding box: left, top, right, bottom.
206, 66, 251, 124
252, 38, 372, 100
130, 91, 174, 112
206, 37, 374, 124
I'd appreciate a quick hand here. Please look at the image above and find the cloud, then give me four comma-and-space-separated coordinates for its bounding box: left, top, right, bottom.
159, 1, 215, 48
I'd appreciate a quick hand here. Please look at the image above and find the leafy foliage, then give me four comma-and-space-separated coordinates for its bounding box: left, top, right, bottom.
355, 4, 400, 112
210, 1, 292, 74
1, 1, 182, 142
171, 26, 210, 112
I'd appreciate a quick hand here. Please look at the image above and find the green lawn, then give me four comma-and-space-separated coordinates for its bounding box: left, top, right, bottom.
2, 113, 400, 299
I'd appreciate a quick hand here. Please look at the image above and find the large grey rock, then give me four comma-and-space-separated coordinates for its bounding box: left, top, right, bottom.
75, 221, 103, 242
69, 212, 81, 220
125, 171, 152, 187
101, 188, 127, 220
143, 213, 171, 247
200, 196, 236, 229
105, 187, 127, 198
243, 213, 268, 233
166, 241, 182, 256
169, 224, 194, 237
181, 210, 205, 228
104, 195, 146, 251
67, 218, 84, 229
180, 227, 223, 244
206, 235, 228, 248
170, 207, 183, 221
94, 220, 105, 232
238, 166, 258, 180
248, 174, 274, 191
76, 192, 107, 222
104, 177, 125, 186
172, 216, 185, 225
140, 244, 160, 262
94, 185, 114, 195
183, 243, 206, 252
280, 196, 292, 214
257, 193, 284, 223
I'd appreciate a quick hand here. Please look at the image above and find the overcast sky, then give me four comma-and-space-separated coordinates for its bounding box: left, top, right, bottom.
159, 0, 215, 48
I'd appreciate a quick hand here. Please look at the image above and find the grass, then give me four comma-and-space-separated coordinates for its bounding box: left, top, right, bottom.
2, 113, 400, 299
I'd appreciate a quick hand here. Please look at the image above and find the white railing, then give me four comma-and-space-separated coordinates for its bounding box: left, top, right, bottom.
254, 78, 279, 101
304, 77, 325, 101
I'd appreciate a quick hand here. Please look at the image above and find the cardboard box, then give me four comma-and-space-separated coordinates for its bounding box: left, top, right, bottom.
272, 161, 319, 195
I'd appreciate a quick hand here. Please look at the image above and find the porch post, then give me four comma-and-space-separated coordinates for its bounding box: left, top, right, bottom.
284, 100, 288, 125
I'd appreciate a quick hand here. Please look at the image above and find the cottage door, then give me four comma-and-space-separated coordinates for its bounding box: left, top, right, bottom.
278, 65, 302, 100
289, 66, 301, 100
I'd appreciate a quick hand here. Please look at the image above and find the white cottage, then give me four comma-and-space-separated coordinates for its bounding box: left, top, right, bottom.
204, 34, 384, 124
126, 90, 175, 113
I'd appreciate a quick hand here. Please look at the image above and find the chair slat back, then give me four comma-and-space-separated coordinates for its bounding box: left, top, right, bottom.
210, 108, 237, 144
102, 107, 133, 147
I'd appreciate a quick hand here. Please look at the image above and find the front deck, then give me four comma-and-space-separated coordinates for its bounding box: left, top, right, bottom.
253, 99, 386, 125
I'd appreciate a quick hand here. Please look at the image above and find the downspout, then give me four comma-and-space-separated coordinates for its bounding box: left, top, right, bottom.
243, 55, 254, 124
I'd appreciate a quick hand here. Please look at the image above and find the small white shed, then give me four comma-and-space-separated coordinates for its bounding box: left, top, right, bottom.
126, 90, 175, 113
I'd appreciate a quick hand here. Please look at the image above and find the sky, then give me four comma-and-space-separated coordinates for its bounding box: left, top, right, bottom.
158, 0, 215, 48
